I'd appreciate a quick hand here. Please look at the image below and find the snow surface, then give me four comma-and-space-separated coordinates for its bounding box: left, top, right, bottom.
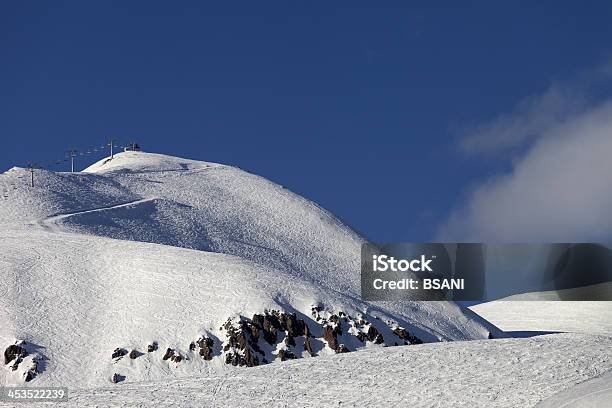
1, 152, 501, 390
536, 369, 612, 408
17, 333, 612, 408
471, 299, 612, 337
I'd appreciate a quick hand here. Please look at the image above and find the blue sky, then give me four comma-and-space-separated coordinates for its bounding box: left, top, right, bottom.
2, 1, 612, 242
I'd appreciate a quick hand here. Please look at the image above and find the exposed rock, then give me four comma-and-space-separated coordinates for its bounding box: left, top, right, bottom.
24, 370, 35, 382
223, 318, 260, 367
4, 344, 27, 365
262, 314, 279, 345
111, 348, 128, 360
277, 312, 306, 337
393, 327, 409, 340
161, 348, 183, 363
323, 325, 338, 351
243, 347, 258, 367
488, 332, 494, 339
285, 335, 296, 347
162, 348, 174, 361
237, 330, 248, 350
10, 359, 20, 371
248, 322, 260, 339
392, 326, 422, 344
366, 326, 385, 344
147, 342, 158, 353
129, 350, 142, 359
366, 326, 380, 342
23, 358, 39, 382
337, 344, 350, 353
219, 307, 417, 368
278, 349, 295, 361
304, 336, 315, 356
252, 314, 264, 328
111, 373, 124, 383
196, 337, 214, 360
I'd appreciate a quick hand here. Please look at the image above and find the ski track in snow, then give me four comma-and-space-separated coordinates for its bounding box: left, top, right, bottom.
37, 198, 160, 232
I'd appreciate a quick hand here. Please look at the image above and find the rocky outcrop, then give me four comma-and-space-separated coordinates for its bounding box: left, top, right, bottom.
112, 348, 128, 360
392, 326, 423, 345
196, 337, 214, 360
222, 319, 260, 367
221, 310, 314, 367
337, 344, 350, 353
323, 325, 339, 351
278, 349, 296, 361
162, 348, 183, 362
4, 342, 41, 381
4, 344, 27, 365
111, 373, 125, 383
23, 357, 40, 382
162, 348, 174, 360
367, 326, 385, 344
304, 336, 315, 356
115, 305, 429, 377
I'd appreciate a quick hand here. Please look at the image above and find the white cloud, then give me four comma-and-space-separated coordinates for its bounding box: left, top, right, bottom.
459, 83, 587, 155
439, 100, 612, 241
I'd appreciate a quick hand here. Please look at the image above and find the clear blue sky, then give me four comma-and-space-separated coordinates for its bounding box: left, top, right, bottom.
2, 1, 611, 242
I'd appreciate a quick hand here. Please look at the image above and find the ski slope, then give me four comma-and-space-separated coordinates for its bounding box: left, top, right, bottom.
22, 333, 612, 408
1, 152, 502, 389
471, 298, 612, 337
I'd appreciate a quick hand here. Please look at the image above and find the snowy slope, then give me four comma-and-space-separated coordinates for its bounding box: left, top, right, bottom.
0, 152, 502, 388
23, 333, 612, 408
471, 298, 612, 336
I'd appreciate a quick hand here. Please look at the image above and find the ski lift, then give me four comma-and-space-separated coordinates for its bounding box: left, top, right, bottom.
125, 141, 141, 151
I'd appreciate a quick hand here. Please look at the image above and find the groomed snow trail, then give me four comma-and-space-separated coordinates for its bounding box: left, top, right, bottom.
18, 333, 612, 408
37, 198, 158, 231
536, 369, 612, 408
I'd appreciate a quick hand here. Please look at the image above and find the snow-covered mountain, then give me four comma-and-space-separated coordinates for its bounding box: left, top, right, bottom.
1, 152, 502, 388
